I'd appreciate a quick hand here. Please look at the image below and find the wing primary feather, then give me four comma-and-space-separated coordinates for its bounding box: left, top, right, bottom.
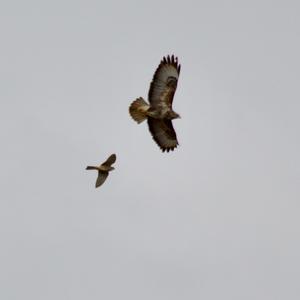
148, 55, 181, 107
95, 171, 109, 188
147, 118, 178, 152
102, 153, 116, 167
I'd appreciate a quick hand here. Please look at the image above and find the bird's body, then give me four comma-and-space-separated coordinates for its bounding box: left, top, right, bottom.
129, 55, 181, 152
86, 154, 116, 188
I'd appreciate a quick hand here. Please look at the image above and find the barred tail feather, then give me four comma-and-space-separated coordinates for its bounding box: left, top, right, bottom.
129, 97, 149, 124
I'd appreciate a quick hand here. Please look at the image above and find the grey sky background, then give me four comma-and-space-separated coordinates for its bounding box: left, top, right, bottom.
1, 0, 300, 299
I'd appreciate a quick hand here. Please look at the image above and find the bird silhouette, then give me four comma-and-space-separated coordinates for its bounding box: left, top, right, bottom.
86, 154, 116, 188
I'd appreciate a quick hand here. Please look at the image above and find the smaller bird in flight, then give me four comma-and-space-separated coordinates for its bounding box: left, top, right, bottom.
86, 154, 116, 188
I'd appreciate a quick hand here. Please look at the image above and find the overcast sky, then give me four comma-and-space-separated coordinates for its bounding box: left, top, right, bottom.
1, 1, 300, 299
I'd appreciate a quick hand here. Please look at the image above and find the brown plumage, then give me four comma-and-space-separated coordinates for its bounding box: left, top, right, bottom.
86, 154, 116, 188
129, 55, 181, 152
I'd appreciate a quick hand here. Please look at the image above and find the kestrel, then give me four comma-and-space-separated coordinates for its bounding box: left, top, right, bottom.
86, 154, 116, 188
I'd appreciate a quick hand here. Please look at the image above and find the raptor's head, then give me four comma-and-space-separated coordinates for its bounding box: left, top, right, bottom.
166, 110, 181, 120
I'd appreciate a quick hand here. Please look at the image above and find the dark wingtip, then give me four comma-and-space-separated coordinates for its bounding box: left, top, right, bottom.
161, 54, 180, 73
160, 145, 178, 153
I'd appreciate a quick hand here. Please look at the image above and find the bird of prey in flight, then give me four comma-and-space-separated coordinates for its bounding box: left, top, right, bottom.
129, 55, 181, 152
86, 154, 116, 188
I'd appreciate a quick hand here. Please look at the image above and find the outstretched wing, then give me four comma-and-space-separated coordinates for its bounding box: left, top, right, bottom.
147, 118, 178, 152
102, 154, 116, 167
148, 55, 181, 109
96, 171, 109, 188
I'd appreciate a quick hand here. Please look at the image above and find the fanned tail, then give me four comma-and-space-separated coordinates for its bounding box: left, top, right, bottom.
129, 97, 149, 124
